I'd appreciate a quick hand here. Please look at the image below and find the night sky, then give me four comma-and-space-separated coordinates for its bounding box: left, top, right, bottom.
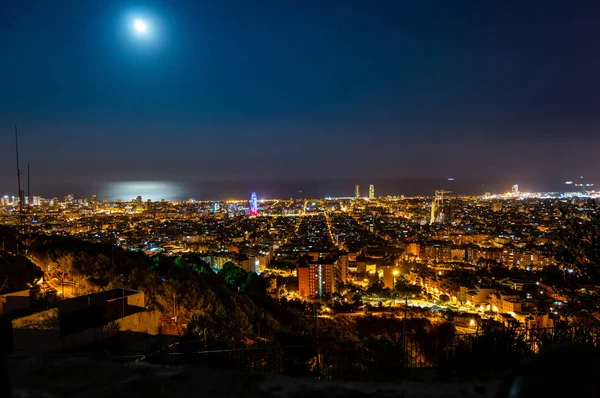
1, 1, 599, 199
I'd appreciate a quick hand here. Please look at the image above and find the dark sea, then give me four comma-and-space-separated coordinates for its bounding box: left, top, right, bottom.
23, 177, 577, 202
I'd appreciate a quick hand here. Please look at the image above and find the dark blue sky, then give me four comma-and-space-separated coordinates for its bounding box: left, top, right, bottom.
1, 0, 599, 197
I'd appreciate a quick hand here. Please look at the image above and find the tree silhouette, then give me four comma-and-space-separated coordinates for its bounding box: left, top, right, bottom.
0, 253, 43, 293
553, 202, 600, 317
439, 294, 450, 303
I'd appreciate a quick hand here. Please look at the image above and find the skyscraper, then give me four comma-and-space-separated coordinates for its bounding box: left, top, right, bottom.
249, 192, 258, 216
355, 184, 360, 199
369, 184, 375, 199
512, 184, 519, 195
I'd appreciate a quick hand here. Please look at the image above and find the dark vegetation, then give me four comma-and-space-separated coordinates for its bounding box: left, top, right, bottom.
0, 251, 43, 293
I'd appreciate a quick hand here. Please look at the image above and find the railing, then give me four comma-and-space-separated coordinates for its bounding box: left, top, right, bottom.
132, 324, 600, 380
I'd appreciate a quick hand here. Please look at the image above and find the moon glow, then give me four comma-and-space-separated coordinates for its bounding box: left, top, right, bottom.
133, 19, 148, 33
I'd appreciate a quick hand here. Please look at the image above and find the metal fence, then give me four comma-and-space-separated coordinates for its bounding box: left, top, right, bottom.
140, 325, 600, 381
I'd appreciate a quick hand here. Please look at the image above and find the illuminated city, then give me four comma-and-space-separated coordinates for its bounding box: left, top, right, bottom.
2, 0, 600, 395
1, 185, 598, 318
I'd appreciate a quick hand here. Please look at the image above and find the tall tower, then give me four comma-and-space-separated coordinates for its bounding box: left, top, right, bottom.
512, 184, 519, 195
369, 184, 375, 199
430, 190, 452, 224
355, 184, 360, 199
249, 192, 258, 216
430, 196, 438, 225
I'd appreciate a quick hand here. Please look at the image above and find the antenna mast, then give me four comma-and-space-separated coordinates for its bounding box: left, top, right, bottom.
27, 163, 31, 212
15, 124, 23, 227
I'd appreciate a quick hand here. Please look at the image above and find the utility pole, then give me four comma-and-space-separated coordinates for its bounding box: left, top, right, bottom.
403, 295, 408, 352
111, 238, 115, 281
313, 301, 320, 377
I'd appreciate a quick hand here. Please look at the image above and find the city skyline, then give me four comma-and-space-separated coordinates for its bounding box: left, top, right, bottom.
2, 1, 600, 190
1, 176, 598, 201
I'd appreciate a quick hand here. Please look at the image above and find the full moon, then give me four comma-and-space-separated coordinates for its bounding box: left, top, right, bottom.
133, 19, 148, 33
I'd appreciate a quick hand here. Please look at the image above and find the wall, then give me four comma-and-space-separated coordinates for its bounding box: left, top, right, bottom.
10, 308, 163, 356
0, 290, 30, 313
116, 309, 162, 335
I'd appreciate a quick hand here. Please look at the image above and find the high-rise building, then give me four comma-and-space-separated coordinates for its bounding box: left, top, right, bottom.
296, 254, 341, 298
297, 265, 310, 298
339, 254, 348, 284
297, 262, 334, 298
249, 192, 258, 216
512, 184, 519, 195
227, 203, 239, 215
369, 184, 375, 199
210, 201, 220, 213
136, 195, 143, 203
355, 184, 360, 199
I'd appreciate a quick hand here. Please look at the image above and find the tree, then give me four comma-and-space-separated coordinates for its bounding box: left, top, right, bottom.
189, 293, 254, 347
439, 294, 450, 303
394, 279, 422, 298
220, 262, 247, 289
0, 253, 43, 293
554, 203, 600, 283
553, 203, 600, 317
242, 272, 267, 295
352, 291, 363, 307
366, 280, 385, 296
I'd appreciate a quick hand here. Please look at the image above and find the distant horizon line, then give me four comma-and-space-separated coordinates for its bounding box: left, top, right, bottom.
0, 178, 595, 202
1, 191, 597, 204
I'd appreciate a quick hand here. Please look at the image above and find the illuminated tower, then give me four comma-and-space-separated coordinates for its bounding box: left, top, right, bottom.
369, 184, 375, 199
430, 196, 438, 225
512, 184, 519, 195
430, 190, 452, 224
355, 184, 360, 199
249, 192, 258, 216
